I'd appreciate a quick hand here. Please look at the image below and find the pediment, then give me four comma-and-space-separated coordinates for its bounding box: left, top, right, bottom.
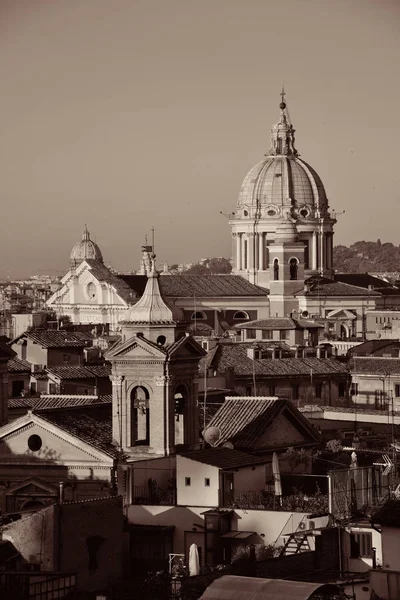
0, 416, 112, 464
326, 308, 357, 320
169, 336, 206, 359
107, 337, 166, 360
7, 479, 58, 496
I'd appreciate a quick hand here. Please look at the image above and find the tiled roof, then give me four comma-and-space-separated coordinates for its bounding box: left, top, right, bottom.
16, 330, 88, 348
85, 260, 138, 304
350, 357, 400, 375
372, 500, 400, 527
180, 448, 269, 469
46, 364, 111, 380
119, 274, 269, 298
7, 357, 31, 373
236, 317, 323, 330
9, 394, 112, 410
38, 409, 116, 457
202, 343, 348, 377
336, 273, 398, 292
295, 279, 381, 298
348, 340, 400, 357
207, 397, 320, 449
0, 341, 15, 360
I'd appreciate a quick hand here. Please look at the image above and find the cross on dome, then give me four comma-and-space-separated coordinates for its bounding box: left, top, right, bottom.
268, 89, 298, 157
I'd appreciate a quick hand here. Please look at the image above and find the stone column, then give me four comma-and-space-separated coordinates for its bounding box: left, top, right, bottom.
254, 233, 259, 270
312, 232, 317, 270
111, 375, 125, 449
236, 234, 242, 271
320, 230, 325, 272
259, 233, 264, 271
242, 235, 247, 270
248, 233, 255, 273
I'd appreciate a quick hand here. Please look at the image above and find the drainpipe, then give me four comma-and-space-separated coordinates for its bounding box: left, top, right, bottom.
338, 525, 343, 578
59, 482, 64, 504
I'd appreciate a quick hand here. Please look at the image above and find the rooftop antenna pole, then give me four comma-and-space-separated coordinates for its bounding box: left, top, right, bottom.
151, 227, 155, 253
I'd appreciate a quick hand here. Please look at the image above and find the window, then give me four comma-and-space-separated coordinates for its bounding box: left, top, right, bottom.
185, 477, 191, 487
191, 311, 207, 321
205, 478, 210, 487
262, 330, 273, 340
157, 335, 166, 346
351, 383, 358, 396
131, 386, 150, 446
11, 380, 24, 397
28, 434, 42, 452
338, 382, 346, 397
279, 330, 289, 340
289, 258, 298, 280
268, 385, 276, 396
244, 240, 248, 269
350, 532, 372, 558
395, 384, 400, 398
292, 385, 300, 400
315, 383, 322, 399
233, 311, 249, 320
246, 329, 256, 340
273, 258, 279, 280
63, 353, 70, 363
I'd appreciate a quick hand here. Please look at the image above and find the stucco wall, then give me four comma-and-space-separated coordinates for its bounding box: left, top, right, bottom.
381, 525, 400, 570
234, 464, 266, 494
59, 496, 124, 592
177, 456, 219, 507
126, 505, 312, 554
3, 504, 56, 570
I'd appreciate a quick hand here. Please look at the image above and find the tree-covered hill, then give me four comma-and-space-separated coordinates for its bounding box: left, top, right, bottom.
333, 240, 400, 273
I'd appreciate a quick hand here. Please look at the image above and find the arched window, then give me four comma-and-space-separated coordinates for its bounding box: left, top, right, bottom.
131, 386, 150, 446
174, 385, 188, 447
273, 259, 279, 281
289, 258, 298, 280
233, 311, 249, 320
191, 311, 207, 321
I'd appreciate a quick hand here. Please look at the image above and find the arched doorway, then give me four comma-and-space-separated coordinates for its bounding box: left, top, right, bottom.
174, 384, 188, 447
131, 386, 150, 446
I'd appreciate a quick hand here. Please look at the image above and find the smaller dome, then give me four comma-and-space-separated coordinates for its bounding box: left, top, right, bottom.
274, 218, 298, 243
70, 226, 103, 266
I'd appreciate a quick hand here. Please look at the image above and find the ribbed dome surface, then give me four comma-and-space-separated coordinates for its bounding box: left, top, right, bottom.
238, 156, 327, 214
70, 226, 103, 265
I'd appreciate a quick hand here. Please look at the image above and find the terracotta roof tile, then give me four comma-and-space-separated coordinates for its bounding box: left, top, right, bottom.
350, 357, 400, 375
203, 343, 348, 378
46, 364, 111, 379
207, 397, 321, 451
236, 317, 323, 330
119, 274, 269, 298
180, 448, 268, 469
37, 409, 116, 457
296, 280, 381, 298
15, 330, 88, 348
9, 394, 112, 410
7, 357, 31, 373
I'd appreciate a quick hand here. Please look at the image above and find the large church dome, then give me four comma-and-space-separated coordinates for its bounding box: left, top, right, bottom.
70, 226, 103, 266
236, 96, 329, 222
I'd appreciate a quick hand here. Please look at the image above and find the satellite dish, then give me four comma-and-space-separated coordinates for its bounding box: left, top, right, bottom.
203, 427, 221, 447
222, 441, 234, 450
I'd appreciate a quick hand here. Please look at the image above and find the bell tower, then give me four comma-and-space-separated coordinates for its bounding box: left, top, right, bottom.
105, 255, 205, 460
268, 216, 305, 317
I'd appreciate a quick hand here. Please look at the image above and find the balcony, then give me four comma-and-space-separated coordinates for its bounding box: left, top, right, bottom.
0, 571, 77, 600
132, 485, 176, 506
227, 490, 329, 513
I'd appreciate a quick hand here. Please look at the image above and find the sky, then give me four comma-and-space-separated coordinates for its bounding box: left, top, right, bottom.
0, 0, 399, 277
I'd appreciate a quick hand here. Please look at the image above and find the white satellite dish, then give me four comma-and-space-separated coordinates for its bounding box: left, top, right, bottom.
203, 426, 221, 447
222, 441, 234, 450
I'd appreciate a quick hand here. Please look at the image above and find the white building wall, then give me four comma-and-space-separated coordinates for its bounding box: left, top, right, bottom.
176, 456, 219, 507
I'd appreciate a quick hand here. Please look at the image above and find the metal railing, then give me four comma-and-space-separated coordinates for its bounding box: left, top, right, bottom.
0, 571, 77, 600
132, 485, 176, 506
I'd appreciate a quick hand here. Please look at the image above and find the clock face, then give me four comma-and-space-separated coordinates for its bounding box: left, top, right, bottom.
86, 282, 97, 300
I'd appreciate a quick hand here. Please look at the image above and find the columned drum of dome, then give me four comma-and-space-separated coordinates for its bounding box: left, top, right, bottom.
70, 225, 104, 267
230, 92, 336, 288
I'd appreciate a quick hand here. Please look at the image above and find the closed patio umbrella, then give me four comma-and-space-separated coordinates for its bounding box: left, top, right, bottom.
272, 452, 282, 504
189, 543, 200, 577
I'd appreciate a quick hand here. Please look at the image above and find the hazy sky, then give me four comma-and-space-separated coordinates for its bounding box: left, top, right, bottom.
0, 0, 399, 277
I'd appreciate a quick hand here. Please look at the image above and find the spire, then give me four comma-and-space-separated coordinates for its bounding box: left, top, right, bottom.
268, 88, 298, 157
127, 254, 183, 324
82, 224, 90, 241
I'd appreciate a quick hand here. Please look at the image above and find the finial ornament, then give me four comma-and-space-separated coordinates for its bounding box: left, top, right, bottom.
280, 84, 286, 110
